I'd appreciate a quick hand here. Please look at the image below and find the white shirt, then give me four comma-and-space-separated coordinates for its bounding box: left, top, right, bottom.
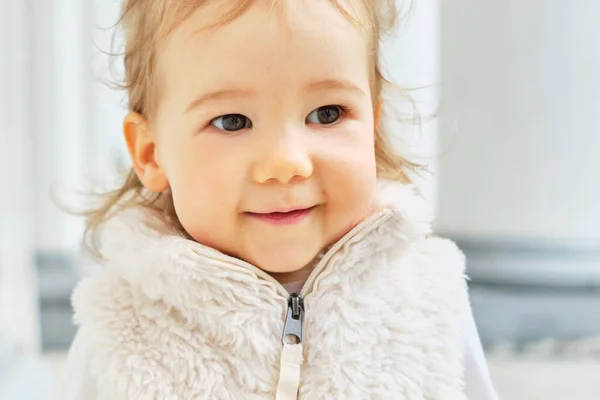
462, 305, 499, 400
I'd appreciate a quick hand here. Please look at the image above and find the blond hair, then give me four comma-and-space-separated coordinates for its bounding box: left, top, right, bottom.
84, 0, 421, 257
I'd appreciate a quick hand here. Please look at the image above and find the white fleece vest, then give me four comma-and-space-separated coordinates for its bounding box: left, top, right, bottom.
71, 181, 469, 400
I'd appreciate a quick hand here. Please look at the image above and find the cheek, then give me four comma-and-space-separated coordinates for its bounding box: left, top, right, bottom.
163, 136, 242, 195
329, 156, 377, 211
328, 122, 377, 185
160, 139, 241, 240
320, 126, 378, 231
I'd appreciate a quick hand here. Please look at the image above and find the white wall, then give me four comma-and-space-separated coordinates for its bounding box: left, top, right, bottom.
438, 0, 600, 243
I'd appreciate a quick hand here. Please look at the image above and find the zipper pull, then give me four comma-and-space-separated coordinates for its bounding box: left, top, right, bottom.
282, 294, 304, 345
276, 294, 304, 400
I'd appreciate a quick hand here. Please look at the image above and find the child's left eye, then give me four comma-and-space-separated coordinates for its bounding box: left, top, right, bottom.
305, 105, 344, 125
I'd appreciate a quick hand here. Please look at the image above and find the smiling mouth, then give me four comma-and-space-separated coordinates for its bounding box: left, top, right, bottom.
246, 206, 317, 226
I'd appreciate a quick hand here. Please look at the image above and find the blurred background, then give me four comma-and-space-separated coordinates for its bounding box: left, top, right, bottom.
1, 0, 599, 399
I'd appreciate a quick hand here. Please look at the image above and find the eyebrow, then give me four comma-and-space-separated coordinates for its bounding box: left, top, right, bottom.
304, 79, 366, 97
184, 89, 254, 114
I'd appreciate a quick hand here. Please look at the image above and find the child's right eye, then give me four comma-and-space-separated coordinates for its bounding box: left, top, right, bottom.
210, 114, 253, 132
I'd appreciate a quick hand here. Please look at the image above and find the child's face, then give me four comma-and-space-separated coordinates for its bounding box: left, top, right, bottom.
145, 0, 377, 273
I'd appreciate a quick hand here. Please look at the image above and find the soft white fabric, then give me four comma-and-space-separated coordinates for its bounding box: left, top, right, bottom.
58, 180, 498, 399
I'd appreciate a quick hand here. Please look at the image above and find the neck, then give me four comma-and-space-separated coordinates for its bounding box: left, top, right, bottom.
268, 252, 322, 285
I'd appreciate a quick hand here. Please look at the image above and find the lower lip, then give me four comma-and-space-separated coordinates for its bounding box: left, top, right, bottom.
247, 207, 315, 226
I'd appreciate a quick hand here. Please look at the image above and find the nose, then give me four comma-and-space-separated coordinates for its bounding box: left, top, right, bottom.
251, 131, 314, 184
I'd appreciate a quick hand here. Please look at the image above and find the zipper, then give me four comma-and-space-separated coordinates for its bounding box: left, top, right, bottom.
276, 294, 305, 400
282, 294, 304, 345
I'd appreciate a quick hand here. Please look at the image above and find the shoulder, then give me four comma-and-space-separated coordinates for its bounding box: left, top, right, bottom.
411, 236, 466, 268
401, 236, 468, 306
392, 235, 468, 289
71, 269, 138, 334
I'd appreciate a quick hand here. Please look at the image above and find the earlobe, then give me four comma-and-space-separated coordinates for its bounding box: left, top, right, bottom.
123, 112, 170, 193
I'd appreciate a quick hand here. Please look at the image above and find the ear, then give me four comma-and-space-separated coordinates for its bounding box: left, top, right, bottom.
123, 112, 169, 193
374, 97, 383, 126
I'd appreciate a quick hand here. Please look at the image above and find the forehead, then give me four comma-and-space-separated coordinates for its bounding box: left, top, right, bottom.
156, 0, 372, 104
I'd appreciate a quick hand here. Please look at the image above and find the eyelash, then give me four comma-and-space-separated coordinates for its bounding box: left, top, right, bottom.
323, 104, 351, 121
